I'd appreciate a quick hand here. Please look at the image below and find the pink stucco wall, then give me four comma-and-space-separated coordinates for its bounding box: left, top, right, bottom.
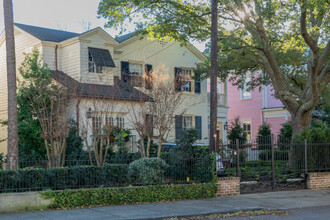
227, 80, 288, 142
266, 117, 287, 136
267, 85, 284, 108
227, 82, 263, 142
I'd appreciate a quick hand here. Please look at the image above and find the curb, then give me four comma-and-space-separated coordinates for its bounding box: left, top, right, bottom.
0, 192, 52, 213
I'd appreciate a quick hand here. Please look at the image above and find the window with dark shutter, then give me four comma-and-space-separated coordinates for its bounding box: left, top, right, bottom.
145, 64, 153, 89
88, 47, 115, 73
175, 67, 196, 92
195, 116, 202, 140
121, 61, 130, 83
194, 78, 201, 94
175, 115, 182, 140
174, 67, 182, 91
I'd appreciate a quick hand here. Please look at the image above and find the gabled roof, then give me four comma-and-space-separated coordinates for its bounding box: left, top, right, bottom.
116, 31, 207, 62
50, 70, 150, 102
116, 32, 139, 43
15, 23, 80, 42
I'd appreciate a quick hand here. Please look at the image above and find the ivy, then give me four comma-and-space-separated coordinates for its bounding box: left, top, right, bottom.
41, 183, 218, 208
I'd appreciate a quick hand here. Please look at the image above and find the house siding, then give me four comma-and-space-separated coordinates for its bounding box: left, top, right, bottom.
79, 34, 115, 85
116, 38, 209, 144
0, 31, 41, 154
227, 78, 291, 142
59, 41, 80, 80
267, 85, 283, 108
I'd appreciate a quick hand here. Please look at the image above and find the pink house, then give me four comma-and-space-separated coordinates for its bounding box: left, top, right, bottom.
227, 75, 291, 142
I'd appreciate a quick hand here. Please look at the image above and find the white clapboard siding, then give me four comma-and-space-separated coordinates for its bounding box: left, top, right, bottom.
0, 30, 41, 154
79, 34, 115, 85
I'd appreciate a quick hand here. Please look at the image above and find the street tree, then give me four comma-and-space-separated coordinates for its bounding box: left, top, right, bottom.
98, 0, 330, 138
4, 0, 18, 170
19, 49, 73, 167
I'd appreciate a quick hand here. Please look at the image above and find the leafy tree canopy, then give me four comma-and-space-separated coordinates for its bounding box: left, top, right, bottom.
98, 0, 329, 137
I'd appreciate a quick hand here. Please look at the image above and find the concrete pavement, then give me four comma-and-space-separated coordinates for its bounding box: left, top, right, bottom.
0, 189, 329, 220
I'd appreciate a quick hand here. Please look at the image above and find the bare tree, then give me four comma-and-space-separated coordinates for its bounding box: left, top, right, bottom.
80, 95, 127, 167
143, 69, 190, 157
126, 100, 153, 158
4, 0, 18, 170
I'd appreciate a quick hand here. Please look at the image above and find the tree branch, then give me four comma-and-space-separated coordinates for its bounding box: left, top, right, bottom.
300, 0, 319, 54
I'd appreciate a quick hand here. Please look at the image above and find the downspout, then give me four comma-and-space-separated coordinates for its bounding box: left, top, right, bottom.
55, 45, 58, 71
76, 100, 80, 134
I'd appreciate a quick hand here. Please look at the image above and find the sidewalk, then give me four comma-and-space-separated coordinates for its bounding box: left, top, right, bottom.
1, 189, 329, 220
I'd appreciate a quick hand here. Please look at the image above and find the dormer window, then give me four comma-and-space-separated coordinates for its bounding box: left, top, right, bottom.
88, 47, 115, 73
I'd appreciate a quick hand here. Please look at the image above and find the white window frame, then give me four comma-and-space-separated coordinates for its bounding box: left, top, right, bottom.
179, 68, 194, 93
182, 115, 194, 130
88, 51, 104, 74
240, 75, 252, 100
126, 61, 146, 87
241, 119, 252, 142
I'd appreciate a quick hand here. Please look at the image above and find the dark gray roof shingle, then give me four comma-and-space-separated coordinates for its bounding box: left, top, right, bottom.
50, 70, 150, 101
15, 23, 80, 42
116, 30, 143, 43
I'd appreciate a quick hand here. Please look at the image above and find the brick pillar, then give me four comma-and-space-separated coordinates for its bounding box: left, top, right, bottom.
217, 177, 240, 196
307, 172, 330, 190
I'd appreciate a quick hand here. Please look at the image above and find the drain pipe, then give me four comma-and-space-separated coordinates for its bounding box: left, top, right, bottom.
55, 45, 58, 71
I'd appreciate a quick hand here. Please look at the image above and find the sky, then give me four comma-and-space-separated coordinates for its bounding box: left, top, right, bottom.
0, 0, 206, 51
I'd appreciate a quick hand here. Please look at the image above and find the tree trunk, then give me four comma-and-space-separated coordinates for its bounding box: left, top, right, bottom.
157, 138, 163, 158
4, 0, 18, 170
209, 0, 218, 154
291, 110, 312, 138
146, 136, 151, 158
139, 138, 146, 158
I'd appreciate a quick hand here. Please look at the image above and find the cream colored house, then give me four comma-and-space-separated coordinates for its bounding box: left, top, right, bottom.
0, 23, 225, 155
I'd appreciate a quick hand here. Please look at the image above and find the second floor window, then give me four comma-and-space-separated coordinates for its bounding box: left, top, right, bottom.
175, 67, 200, 93
240, 75, 252, 100
121, 61, 153, 88
89, 52, 103, 73
88, 47, 115, 74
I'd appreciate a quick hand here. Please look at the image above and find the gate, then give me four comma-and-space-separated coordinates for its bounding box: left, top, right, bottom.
218, 137, 330, 193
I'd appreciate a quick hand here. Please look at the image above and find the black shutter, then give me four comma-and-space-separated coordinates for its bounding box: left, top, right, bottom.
174, 67, 182, 91
146, 114, 153, 136
195, 116, 202, 140
194, 78, 201, 94
88, 47, 115, 67
145, 64, 153, 89
121, 61, 129, 83
175, 115, 182, 140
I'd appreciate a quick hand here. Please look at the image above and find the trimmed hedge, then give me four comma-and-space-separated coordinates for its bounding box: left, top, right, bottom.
41, 183, 218, 208
162, 153, 216, 183
0, 164, 128, 193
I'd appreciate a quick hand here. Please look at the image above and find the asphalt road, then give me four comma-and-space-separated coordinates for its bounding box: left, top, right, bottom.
202, 206, 330, 220
0, 190, 329, 220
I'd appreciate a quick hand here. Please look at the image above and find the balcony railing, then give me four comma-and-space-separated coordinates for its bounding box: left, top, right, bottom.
207, 93, 225, 105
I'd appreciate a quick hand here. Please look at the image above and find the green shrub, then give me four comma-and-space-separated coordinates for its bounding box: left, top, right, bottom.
227, 116, 247, 146
162, 153, 216, 183
296, 121, 330, 142
41, 183, 218, 208
256, 123, 272, 150
0, 164, 128, 193
128, 157, 169, 185
259, 150, 289, 161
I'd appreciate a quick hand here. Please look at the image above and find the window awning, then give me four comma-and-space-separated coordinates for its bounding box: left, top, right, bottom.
88, 47, 116, 67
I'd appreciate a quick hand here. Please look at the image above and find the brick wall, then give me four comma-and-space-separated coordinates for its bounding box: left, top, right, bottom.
307, 172, 330, 190
217, 177, 240, 196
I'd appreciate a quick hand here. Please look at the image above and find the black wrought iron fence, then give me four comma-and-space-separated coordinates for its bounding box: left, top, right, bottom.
218, 137, 330, 191
0, 154, 215, 193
